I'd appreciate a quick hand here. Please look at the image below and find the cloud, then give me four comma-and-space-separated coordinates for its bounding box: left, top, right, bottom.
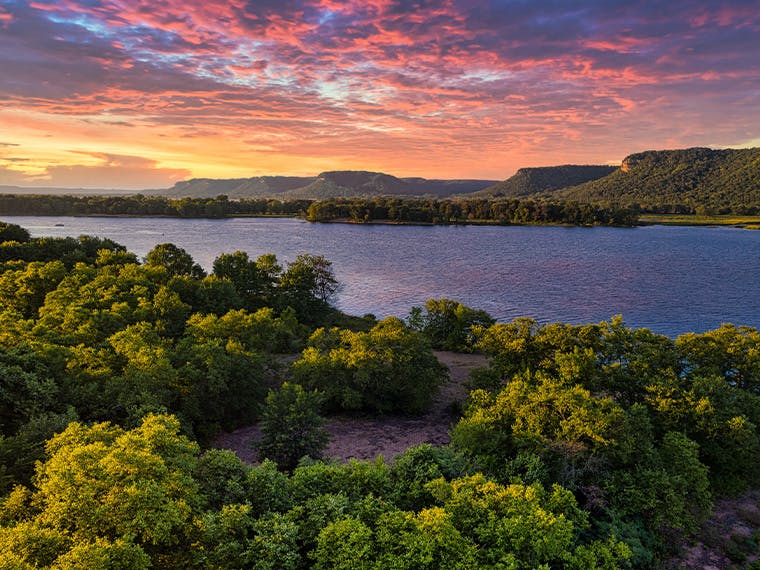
0, 152, 189, 189
0, 0, 757, 180
0, 165, 33, 185
32, 153, 189, 189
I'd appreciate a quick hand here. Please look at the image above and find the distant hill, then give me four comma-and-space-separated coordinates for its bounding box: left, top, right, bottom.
280, 171, 497, 199
155, 171, 498, 199
559, 147, 760, 213
157, 176, 315, 199
474, 165, 617, 198
7, 147, 757, 212
280, 171, 409, 199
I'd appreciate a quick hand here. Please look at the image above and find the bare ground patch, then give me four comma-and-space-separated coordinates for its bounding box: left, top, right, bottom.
667, 489, 760, 569
212, 351, 487, 464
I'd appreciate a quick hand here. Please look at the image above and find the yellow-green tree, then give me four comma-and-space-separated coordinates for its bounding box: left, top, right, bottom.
293, 317, 446, 414
0, 414, 202, 568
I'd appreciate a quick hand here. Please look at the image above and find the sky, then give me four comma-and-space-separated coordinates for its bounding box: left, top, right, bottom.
0, 0, 758, 189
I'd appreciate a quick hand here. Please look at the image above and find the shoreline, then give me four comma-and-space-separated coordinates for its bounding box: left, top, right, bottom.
638, 214, 760, 229
3, 212, 760, 229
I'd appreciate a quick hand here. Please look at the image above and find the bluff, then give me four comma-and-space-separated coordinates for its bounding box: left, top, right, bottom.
474, 165, 616, 198
560, 147, 760, 213
156, 171, 497, 199
157, 176, 314, 199
280, 171, 497, 199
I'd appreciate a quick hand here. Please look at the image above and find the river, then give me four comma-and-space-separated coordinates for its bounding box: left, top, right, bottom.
4, 215, 759, 337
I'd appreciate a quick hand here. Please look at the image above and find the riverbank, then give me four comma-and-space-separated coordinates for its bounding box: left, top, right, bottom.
639, 214, 760, 228
1, 211, 619, 227
8, 211, 760, 229
307, 216, 605, 228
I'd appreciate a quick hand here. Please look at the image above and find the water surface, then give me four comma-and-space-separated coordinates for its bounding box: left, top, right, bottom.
5, 216, 759, 337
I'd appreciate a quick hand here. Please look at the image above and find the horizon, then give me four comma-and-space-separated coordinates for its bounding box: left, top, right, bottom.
1, 144, 758, 192
1, 1, 758, 189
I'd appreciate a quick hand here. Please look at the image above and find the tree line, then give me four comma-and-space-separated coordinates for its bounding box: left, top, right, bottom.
306, 197, 639, 226
0, 193, 639, 226
0, 194, 311, 218
1, 221, 759, 568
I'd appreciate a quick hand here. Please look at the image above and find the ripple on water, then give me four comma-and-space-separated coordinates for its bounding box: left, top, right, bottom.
5, 216, 760, 337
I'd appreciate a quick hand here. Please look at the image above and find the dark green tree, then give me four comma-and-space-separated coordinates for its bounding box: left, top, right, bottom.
0, 221, 31, 243
256, 382, 329, 471
278, 254, 339, 322
212, 251, 280, 310
408, 298, 495, 352
145, 243, 205, 279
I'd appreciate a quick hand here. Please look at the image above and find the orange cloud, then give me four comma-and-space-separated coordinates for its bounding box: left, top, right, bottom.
1, 147, 190, 189
0, 0, 757, 186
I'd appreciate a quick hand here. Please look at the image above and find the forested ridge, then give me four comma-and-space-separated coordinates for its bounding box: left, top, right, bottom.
158, 170, 498, 200
560, 148, 760, 214
3, 147, 757, 219
468, 148, 760, 215
1, 221, 759, 568
474, 165, 617, 198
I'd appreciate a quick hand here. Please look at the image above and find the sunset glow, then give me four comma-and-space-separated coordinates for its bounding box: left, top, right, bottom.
1, 0, 758, 188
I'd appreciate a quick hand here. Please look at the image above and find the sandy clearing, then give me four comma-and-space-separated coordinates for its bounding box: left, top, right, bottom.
212, 350, 487, 464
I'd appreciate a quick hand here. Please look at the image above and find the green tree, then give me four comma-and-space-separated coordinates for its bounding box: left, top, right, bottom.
256, 382, 329, 471
452, 372, 622, 487
677, 324, 760, 393
312, 516, 375, 569
0, 409, 78, 494
200, 505, 301, 570
0, 345, 59, 435
0, 260, 67, 318
212, 251, 281, 310
175, 322, 268, 440
278, 254, 339, 322
427, 474, 630, 568
288, 458, 392, 506
184, 307, 300, 354
194, 449, 248, 510
0, 221, 31, 243
50, 538, 151, 570
293, 318, 447, 414
145, 243, 205, 279
35, 262, 165, 345
408, 298, 495, 352
0, 414, 202, 568
167, 274, 244, 316
388, 445, 473, 511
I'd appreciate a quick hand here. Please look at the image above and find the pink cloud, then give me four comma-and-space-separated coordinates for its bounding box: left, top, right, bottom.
0, 0, 757, 184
